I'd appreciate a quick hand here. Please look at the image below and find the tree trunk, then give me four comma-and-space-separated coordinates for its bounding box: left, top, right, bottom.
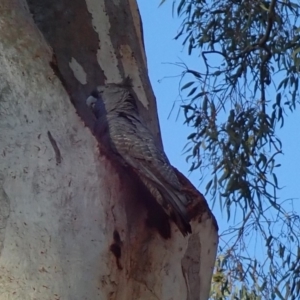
0, 0, 218, 299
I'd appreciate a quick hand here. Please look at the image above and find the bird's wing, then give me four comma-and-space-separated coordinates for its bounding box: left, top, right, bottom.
107, 113, 182, 187
107, 112, 190, 209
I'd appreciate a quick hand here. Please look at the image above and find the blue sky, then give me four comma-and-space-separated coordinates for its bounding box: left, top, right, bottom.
137, 1, 300, 224
137, 2, 300, 297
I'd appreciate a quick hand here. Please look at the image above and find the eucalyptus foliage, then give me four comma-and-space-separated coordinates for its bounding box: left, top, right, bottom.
160, 0, 300, 299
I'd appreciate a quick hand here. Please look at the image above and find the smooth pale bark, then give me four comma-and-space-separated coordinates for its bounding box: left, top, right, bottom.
0, 0, 218, 299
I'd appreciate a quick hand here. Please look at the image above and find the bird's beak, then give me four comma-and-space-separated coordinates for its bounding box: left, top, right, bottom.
86, 95, 97, 109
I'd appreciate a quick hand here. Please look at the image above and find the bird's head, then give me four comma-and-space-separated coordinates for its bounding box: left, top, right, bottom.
86, 89, 100, 110
86, 77, 134, 113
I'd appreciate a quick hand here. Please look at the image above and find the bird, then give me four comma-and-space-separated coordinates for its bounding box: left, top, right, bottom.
86, 79, 192, 236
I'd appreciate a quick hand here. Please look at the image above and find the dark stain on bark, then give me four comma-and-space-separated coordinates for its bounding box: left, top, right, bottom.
118, 166, 172, 240
142, 188, 171, 239
110, 229, 123, 270
0, 175, 10, 257
47, 131, 62, 165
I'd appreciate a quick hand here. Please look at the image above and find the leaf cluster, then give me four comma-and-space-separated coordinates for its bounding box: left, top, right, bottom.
159, 0, 300, 298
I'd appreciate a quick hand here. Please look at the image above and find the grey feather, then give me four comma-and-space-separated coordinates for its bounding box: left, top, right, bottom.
86, 83, 192, 235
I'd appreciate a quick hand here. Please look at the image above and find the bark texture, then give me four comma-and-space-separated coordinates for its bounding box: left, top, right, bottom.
0, 0, 218, 299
